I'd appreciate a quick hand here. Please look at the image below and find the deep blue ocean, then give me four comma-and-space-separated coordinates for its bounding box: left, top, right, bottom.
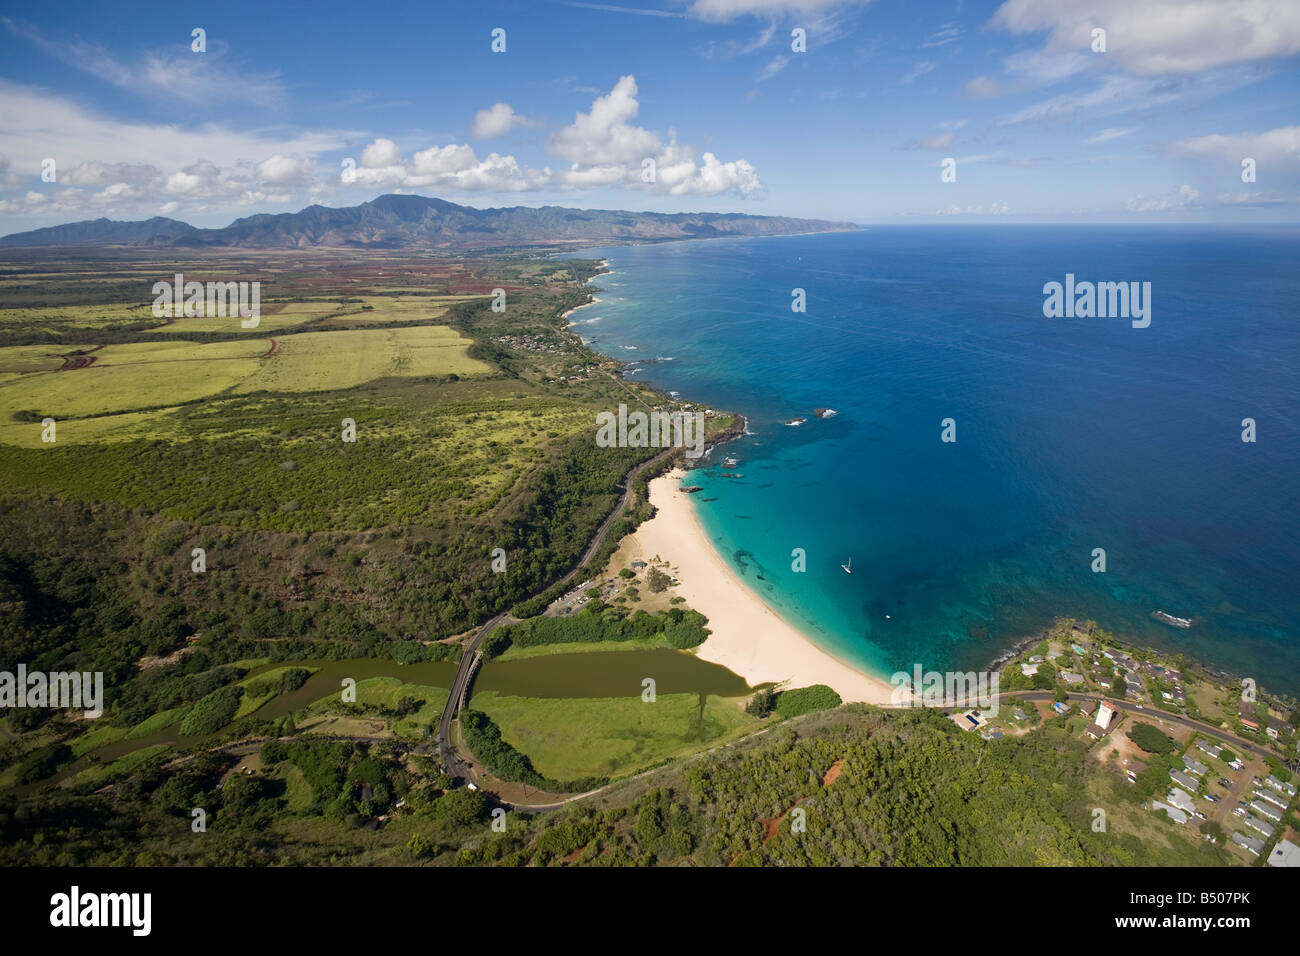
565, 227, 1300, 693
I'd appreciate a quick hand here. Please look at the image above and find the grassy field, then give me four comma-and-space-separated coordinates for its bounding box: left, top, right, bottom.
472, 691, 759, 782
0, 339, 270, 422
302, 677, 449, 741
0, 324, 487, 432
231, 325, 489, 394
64, 744, 169, 789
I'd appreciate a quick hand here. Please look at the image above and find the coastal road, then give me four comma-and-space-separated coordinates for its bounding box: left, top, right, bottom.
434, 441, 689, 786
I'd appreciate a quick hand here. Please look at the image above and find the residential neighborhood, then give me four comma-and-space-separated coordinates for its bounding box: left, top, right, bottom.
994, 617, 1299, 864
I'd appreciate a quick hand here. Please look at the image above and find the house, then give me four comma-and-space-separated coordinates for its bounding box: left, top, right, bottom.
1243, 815, 1275, 838
1060, 671, 1085, 685
1029, 654, 1044, 664
1182, 757, 1209, 777
1125, 759, 1147, 783
1264, 775, 1298, 798
1250, 800, 1283, 822
1013, 708, 1028, 721
1232, 832, 1264, 856
1170, 769, 1199, 794
1051, 701, 1069, 715
1166, 788, 1196, 814
1152, 800, 1187, 824
1238, 702, 1261, 732
1020, 662, 1040, 677
1267, 716, 1290, 740
1268, 838, 1300, 868
1078, 699, 1095, 717
953, 709, 987, 731
1254, 788, 1288, 810
1086, 699, 1119, 738
1196, 740, 1223, 759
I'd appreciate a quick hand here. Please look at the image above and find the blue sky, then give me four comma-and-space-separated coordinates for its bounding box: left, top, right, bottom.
0, 0, 1297, 232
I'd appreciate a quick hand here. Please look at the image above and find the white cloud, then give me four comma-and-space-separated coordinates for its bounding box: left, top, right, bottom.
964, 75, 1003, 99
0, 81, 353, 180
757, 55, 790, 81
1084, 127, 1134, 144
1, 17, 286, 108
549, 75, 662, 164
0, 74, 762, 227
902, 60, 936, 84
472, 103, 528, 139
922, 24, 961, 48
361, 138, 402, 168
548, 76, 760, 196
1170, 125, 1300, 168
256, 154, 316, 186
989, 0, 1300, 75
1125, 184, 1200, 212
916, 133, 955, 150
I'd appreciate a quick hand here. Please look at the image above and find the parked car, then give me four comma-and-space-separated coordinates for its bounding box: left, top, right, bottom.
1233, 807, 1246, 816
1194, 811, 1207, 820
1204, 794, 1219, 803
1218, 778, 1231, 788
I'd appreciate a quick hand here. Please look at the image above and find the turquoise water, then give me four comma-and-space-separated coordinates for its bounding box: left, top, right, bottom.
566, 227, 1300, 692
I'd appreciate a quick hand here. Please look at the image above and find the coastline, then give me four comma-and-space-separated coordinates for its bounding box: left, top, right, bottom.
632, 466, 899, 706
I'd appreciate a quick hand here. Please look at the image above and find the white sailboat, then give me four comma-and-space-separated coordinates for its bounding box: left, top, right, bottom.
841, 557, 852, 574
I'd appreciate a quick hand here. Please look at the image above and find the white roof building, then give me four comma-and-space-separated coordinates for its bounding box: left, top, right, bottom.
1269, 839, 1300, 867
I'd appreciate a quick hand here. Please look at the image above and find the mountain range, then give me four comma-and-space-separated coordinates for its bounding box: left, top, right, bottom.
0, 194, 858, 249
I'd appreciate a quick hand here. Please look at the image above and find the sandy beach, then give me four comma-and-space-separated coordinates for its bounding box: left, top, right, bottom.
632, 467, 899, 706
562, 295, 602, 326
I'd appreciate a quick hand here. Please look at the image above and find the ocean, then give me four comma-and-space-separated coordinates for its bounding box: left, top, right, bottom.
566, 226, 1300, 693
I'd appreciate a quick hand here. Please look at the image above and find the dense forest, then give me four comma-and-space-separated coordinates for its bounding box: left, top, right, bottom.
0, 705, 1234, 866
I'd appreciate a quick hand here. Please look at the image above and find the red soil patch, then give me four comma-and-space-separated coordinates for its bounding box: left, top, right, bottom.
58, 345, 103, 370
822, 758, 844, 787
560, 844, 589, 865
265, 338, 279, 357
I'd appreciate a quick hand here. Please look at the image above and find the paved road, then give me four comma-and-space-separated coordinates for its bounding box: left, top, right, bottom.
434, 442, 683, 786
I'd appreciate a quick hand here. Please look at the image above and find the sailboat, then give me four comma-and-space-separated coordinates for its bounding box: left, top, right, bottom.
841, 557, 852, 574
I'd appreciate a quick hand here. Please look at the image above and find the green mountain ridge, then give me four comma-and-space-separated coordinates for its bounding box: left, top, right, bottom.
0, 194, 859, 249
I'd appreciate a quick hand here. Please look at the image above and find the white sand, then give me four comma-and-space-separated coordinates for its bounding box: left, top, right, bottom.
632, 468, 899, 706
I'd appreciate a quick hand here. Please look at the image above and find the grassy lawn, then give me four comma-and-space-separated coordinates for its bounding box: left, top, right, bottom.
473, 691, 760, 782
